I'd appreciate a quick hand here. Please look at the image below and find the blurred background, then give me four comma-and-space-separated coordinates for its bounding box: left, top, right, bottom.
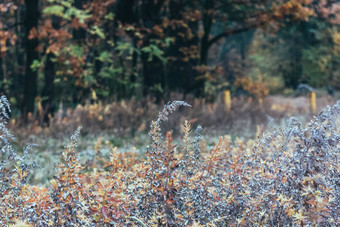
0, 0, 339, 144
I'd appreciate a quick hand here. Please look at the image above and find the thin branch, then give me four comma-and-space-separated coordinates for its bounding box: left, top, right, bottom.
207, 22, 260, 47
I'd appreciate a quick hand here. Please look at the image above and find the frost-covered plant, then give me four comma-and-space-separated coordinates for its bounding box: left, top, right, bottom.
128, 100, 340, 226
0, 95, 16, 168
48, 127, 131, 226
0, 96, 37, 225
0, 97, 338, 226
128, 101, 246, 225
128, 101, 192, 224
241, 101, 340, 225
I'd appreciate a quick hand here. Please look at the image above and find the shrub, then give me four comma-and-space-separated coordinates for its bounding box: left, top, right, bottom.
0, 97, 339, 226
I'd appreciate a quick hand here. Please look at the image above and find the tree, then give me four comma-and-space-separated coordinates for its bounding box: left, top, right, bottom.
1, 0, 340, 117
22, 0, 40, 118
41, 15, 60, 124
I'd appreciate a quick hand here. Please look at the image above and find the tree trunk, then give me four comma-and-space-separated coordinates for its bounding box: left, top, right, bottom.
196, 0, 214, 96
22, 0, 40, 119
140, 0, 166, 101
73, 0, 86, 43
42, 53, 55, 124
41, 15, 60, 125
116, 0, 136, 24
167, 1, 199, 95
200, 0, 214, 65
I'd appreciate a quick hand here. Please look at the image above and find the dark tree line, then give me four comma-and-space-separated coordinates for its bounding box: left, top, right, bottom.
0, 0, 339, 121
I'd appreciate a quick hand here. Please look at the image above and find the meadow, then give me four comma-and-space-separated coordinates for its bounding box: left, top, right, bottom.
0, 95, 339, 226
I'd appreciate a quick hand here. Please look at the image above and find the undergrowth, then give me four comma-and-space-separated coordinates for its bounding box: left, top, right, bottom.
11, 94, 321, 142
0, 96, 339, 226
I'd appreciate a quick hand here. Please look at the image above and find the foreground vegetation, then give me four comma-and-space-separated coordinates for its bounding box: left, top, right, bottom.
0, 96, 339, 226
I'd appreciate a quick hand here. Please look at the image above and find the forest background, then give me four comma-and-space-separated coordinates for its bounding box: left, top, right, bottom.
1, 0, 340, 122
